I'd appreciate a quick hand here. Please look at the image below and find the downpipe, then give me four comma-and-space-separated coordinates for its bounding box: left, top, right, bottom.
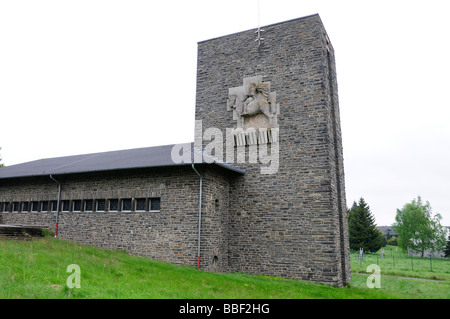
191, 164, 202, 270
49, 175, 61, 238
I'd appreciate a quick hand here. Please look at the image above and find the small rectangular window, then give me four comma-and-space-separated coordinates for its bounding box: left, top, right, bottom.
4, 202, 11, 212
22, 202, 29, 212
84, 200, 93, 212
62, 200, 70, 212
121, 199, 132, 212
0, 202, 3, 212
73, 200, 81, 212
31, 201, 39, 212
13, 202, 20, 212
109, 199, 118, 212
136, 198, 146, 212
96, 199, 106, 212
150, 198, 161, 211
50, 201, 58, 212
42, 201, 49, 212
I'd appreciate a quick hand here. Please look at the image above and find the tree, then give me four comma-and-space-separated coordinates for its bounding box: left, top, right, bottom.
393, 196, 447, 257
348, 198, 385, 253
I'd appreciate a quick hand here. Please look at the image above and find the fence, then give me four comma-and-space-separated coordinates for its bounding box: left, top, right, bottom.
351, 249, 450, 274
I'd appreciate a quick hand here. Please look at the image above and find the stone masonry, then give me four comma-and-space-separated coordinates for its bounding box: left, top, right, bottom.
195, 14, 350, 286
0, 14, 350, 287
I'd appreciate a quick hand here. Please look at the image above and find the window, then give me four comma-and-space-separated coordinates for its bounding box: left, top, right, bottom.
136, 198, 146, 212
42, 201, 49, 212
0, 197, 161, 214
62, 200, 70, 212
121, 199, 132, 212
31, 201, 39, 212
150, 198, 161, 211
50, 201, 58, 212
84, 200, 93, 212
96, 199, 106, 212
21, 202, 29, 212
108, 199, 118, 212
73, 200, 81, 212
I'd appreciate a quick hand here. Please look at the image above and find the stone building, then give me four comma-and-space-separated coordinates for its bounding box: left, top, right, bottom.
0, 14, 350, 286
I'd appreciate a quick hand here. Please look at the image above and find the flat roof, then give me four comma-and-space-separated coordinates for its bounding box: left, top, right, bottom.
0, 143, 245, 180
197, 14, 321, 44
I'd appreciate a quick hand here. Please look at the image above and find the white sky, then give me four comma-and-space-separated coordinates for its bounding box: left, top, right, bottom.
0, 0, 449, 226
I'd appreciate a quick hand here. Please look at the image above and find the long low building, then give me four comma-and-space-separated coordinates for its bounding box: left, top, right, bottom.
0, 14, 351, 286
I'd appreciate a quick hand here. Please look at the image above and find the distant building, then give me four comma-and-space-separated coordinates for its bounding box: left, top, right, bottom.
377, 226, 398, 238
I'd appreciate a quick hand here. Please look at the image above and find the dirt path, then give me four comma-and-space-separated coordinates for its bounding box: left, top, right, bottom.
354, 272, 445, 282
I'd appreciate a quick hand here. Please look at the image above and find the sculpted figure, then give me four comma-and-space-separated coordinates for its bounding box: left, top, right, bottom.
228, 81, 273, 119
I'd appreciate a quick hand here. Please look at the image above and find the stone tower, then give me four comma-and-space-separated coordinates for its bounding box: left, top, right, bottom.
194, 14, 350, 286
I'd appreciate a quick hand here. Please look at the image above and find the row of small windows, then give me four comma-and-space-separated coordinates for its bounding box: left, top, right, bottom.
0, 198, 161, 213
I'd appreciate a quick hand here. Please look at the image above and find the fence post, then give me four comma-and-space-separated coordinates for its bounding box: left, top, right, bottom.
411, 256, 413, 270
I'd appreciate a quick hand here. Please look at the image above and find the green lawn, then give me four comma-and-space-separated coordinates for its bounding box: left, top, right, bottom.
351, 245, 450, 281
0, 239, 449, 299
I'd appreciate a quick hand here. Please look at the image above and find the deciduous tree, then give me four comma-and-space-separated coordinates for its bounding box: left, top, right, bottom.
393, 196, 446, 257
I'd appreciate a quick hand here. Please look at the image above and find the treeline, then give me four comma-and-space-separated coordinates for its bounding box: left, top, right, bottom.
348, 196, 449, 258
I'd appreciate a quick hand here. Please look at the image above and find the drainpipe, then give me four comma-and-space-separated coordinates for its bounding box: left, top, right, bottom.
49, 175, 61, 238
191, 164, 202, 270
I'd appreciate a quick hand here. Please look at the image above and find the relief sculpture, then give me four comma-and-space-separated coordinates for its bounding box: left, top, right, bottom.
227, 76, 279, 130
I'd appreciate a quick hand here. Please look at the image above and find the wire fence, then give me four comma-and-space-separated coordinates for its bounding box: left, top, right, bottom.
351, 249, 450, 274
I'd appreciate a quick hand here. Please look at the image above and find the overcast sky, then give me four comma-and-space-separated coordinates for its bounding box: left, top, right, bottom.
0, 0, 449, 227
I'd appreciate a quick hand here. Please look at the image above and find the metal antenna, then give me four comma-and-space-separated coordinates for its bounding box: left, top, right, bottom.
255, 0, 265, 46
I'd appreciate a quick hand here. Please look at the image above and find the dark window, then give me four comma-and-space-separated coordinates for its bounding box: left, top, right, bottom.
62, 200, 70, 212
109, 199, 118, 212
51, 201, 58, 212
0, 202, 3, 212
4, 202, 11, 212
31, 201, 39, 212
121, 199, 132, 212
84, 200, 93, 212
136, 198, 146, 211
42, 201, 49, 212
13, 202, 20, 212
150, 198, 161, 211
96, 199, 106, 212
73, 200, 81, 212
22, 202, 29, 212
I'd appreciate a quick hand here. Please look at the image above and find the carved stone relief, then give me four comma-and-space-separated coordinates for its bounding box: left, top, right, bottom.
227, 76, 280, 146
227, 76, 280, 130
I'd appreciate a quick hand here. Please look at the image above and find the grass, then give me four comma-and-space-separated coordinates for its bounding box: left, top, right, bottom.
351, 245, 450, 281
0, 239, 449, 299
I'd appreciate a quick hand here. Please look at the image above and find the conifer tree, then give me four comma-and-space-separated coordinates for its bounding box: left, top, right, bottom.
348, 198, 385, 252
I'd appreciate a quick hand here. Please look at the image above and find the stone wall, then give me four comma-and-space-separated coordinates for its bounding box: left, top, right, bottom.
0, 165, 234, 271
195, 14, 350, 286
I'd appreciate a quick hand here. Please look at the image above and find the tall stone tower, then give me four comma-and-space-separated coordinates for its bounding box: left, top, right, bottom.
195, 14, 350, 286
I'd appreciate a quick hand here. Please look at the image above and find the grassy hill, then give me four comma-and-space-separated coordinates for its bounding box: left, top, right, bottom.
0, 237, 448, 299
